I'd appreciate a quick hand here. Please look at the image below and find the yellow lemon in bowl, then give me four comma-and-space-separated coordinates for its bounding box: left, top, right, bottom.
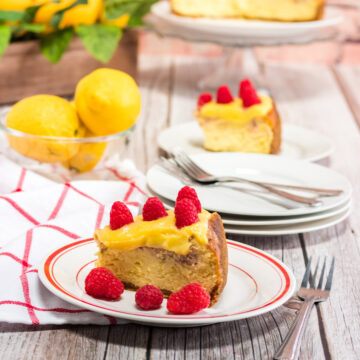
75, 68, 141, 136
34, 0, 102, 29
62, 125, 107, 173
6, 95, 80, 163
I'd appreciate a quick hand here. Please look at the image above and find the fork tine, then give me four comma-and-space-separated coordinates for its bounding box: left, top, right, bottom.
177, 152, 203, 177
325, 257, 335, 291
173, 155, 196, 178
159, 158, 195, 185
178, 153, 200, 176
177, 151, 200, 170
301, 256, 312, 288
310, 257, 320, 288
317, 257, 327, 289
177, 150, 211, 176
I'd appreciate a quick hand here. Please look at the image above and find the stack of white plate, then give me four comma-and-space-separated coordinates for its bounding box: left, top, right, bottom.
146, 153, 352, 236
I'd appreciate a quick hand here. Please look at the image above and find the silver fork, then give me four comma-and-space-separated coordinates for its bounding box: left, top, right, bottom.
172, 150, 342, 197
172, 150, 322, 207
159, 158, 302, 209
274, 256, 335, 360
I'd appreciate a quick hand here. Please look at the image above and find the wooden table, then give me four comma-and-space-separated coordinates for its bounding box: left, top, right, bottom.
1, 36, 360, 360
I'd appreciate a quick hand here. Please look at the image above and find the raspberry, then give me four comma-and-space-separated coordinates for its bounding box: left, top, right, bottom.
197, 93, 212, 108
174, 198, 199, 229
176, 186, 201, 213
142, 197, 168, 221
110, 201, 134, 230
85, 267, 124, 300
135, 285, 164, 310
167, 283, 210, 314
239, 79, 261, 108
217, 85, 234, 104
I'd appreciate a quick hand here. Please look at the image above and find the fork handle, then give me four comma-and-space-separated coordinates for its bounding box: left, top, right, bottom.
216, 177, 322, 206
274, 298, 315, 360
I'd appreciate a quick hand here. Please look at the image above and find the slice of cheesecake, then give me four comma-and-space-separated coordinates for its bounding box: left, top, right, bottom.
195, 79, 281, 154
240, 0, 325, 22
171, 0, 325, 21
95, 190, 228, 306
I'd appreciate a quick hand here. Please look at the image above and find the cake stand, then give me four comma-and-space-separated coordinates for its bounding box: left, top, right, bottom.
145, 2, 344, 89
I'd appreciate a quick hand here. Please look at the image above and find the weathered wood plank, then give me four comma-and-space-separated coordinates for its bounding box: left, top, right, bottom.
105, 324, 150, 360
124, 54, 173, 173
230, 234, 325, 360
264, 62, 360, 359
333, 65, 360, 128
150, 327, 186, 359
0, 323, 108, 360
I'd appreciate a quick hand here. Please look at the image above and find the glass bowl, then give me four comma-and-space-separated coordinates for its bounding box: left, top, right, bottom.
0, 112, 134, 180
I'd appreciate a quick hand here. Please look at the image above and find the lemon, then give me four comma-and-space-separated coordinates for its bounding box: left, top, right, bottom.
6, 95, 80, 163
62, 125, 107, 173
0, 0, 46, 10
1, 0, 47, 29
34, 0, 101, 29
75, 68, 141, 136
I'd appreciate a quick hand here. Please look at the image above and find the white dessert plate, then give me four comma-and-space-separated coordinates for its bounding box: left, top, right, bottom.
151, 2, 343, 39
153, 190, 351, 227
147, 153, 351, 217
158, 122, 334, 162
224, 205, 351, 236
38, 238, 296, 327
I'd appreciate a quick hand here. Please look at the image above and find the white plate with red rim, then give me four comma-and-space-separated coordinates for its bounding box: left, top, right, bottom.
38, 238, 296, 327
158, 122, 334, 163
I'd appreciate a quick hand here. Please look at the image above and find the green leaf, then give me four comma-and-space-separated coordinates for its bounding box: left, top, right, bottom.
0, 10, 24, 21
126, 0, 158, 27
133, 0, 158, 18
50, 0, 88, 28
76, 24, 122, 63
14, 23, 46, 33
22, 5, 44, 24
40, 27, 74, 63
104, 0, 140, 20
0, 25, 11, 57
127, 15, 143, 27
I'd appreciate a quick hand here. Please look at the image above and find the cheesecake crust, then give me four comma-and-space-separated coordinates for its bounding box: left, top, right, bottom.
268, 104, 282, 154
206, 212, 228, 305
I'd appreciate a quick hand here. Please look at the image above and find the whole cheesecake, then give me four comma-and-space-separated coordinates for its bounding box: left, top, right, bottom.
95, 189, 228, 306
171, 0, 325, 22
196, 79, 281, 154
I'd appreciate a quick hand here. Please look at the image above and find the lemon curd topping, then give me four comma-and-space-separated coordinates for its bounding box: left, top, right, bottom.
95, 210, 211, 255
199, 95, 272, 123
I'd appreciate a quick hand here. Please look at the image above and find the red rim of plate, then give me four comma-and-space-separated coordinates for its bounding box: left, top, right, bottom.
41, 238, 294, 322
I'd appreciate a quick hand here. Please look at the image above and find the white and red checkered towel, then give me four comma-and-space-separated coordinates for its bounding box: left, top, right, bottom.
0, 154, 147, 325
